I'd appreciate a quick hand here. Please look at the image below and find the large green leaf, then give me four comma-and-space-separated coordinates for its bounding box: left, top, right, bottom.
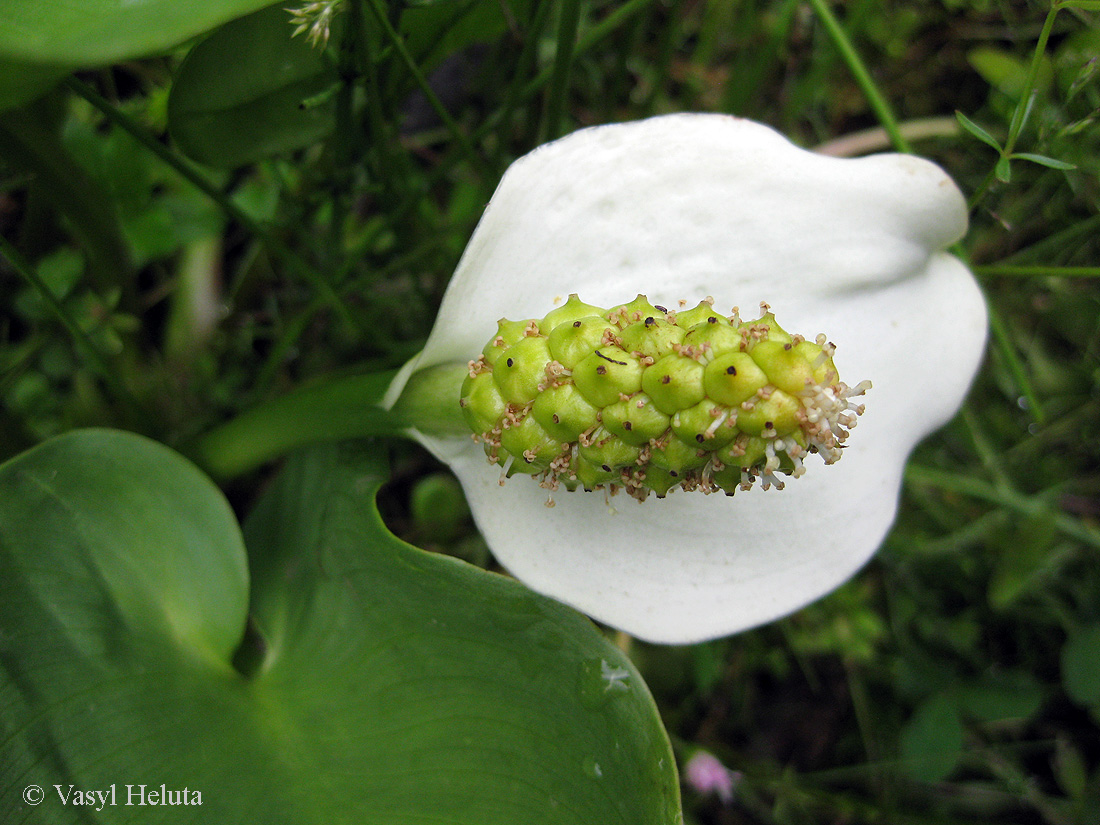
0, 429, 681, 823
168, 5, 340, 168
0, 0, 276, 65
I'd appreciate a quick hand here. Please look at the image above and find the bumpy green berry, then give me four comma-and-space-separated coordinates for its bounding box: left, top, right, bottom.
682, 318, 743, 354
620, 316, 686, 361
548, 316, 614, 369
499, 413, 563, 474
647, 436, 708, 475
703, 352, 768, 407
601, 393, 671, 446
642, 353, 706, 415
531, 383, 600, 441
459, 295, 870, 502
673, 298, 725, 329
493, 335, 553, 404
459, 371, 506, 434
671, 400, 738, 451
482, 318, 535, 366
541, 293, 607, 331
573, 346, 644, 407
608, 295, 664, 328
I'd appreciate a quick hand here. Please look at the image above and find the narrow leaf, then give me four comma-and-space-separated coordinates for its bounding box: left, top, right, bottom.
955, 110, 1003, 152
1010, 152, 1077, 171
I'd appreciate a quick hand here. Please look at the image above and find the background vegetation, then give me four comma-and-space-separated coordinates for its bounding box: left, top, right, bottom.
2, 1, 1098, 823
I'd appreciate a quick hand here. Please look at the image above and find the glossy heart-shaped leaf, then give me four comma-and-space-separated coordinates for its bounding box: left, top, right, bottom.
0, 0, 276, 65
168, 5, 340, 168
0, 429, 680, 823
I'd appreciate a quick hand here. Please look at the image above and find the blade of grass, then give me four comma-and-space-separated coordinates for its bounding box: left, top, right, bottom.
541, 0, 583, 142
905, 464, 1100, 552
720, 0, 800, 115
805, 0, 910, 153
1004, 6, 1060, 157
364, 0, 658, 250
522, 0, 660, 102
0, 107, 132, 300
975, 265, 1100, 278
988, 301, 1045, 423
489, 0, 554, 173
0, 236, 144, 424
363, 0, 490, 181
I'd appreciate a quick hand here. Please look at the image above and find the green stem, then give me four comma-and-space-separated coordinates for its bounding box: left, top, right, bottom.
490, 0, 554, 173
541, 0, 583, 142
185, 371, 404, 480
1004, 6, 1060, 157
975, 265, 1100, 278
988, 301, 1044, 423
384, 0, 656, 232
806, 0, 910, 153
64, 76, 357, 331
968, 6, 1060, 212
905, 465, 1100, 551
186, 362, 469, 479
966, 161, 1006, 213
0, 104, 132, 298
388, 363, 469, 437
0, 236, 143, 423
523, 0, 657, 101
363, 0, 489, 181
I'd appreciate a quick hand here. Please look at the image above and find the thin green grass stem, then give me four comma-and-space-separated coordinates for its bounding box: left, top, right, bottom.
988, 302, 1045, 423
967, 6, 1061, 211
995, 214, 1100, 266
976, 265, 1100, 279
0, 108, 132, 300
905, 464, 1100, 552
961, 404, 1011, 490
363, 0, 490, 181
542, 0, 583, 142
490, 1, 553, 172
64, 76, 357, 332
523, 0, 658, 101
369, 0, 656, 248
1005, 7, 1060, 157
806, 0, 910, 153
0, 236, 143, 424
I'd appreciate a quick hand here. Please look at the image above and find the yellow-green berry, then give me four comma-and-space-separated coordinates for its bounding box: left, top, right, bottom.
620, 316, 686, 361
601, 393, 672, 446
540, 293, 607, 331
531, 383, 600, 441
493, 335, 552, 404
573, 346, 644, 407
642, 353, 706, 415
482, 318, 534, 366
548, 316, 615, 369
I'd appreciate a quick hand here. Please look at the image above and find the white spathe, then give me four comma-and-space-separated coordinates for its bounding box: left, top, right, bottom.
386, 113, 987, 645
